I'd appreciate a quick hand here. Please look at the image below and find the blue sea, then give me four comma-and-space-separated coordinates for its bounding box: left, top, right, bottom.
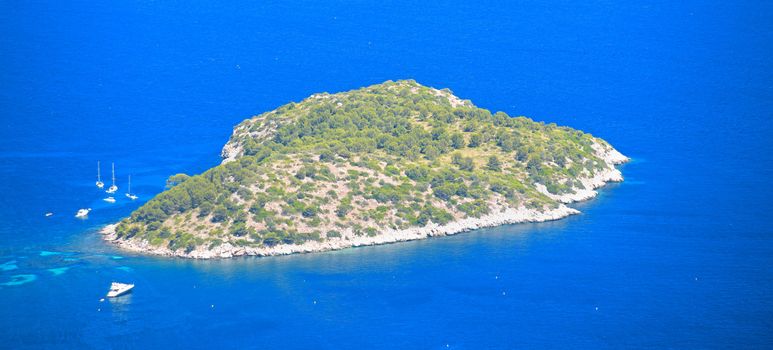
1, 1, 772, 348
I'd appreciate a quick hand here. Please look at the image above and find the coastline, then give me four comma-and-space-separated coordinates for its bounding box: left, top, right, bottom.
101, 143, 629, 259
101, 204, 581, 259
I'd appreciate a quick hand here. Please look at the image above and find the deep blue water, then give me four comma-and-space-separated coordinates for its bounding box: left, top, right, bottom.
1, 1, 772, 348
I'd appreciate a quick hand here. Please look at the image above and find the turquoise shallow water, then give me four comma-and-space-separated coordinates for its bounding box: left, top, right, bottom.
1, 0, 772, 348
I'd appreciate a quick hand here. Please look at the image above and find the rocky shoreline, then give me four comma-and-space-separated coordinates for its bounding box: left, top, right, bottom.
101, 204, 581, 259
101, 142, 628, 259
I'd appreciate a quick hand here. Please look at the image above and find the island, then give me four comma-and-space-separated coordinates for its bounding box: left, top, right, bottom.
101, 80, 628, 259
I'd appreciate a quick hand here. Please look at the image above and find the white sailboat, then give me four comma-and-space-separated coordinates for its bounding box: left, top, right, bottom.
106, 163, 118, 194
106, 282, 134, 298
125, 175, 138, 200
96, 161, 104, 189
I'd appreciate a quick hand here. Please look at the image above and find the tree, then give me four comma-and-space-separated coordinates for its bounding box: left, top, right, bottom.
450, 133, 466, 149
229, 222, 248, 237
319, 149, 335, 162
452, 153, 463, 165
487, 156, 501, 171
405, 165, 429, 181
460, 157, 474, 171
468, 133, 482, 147
422, 144, 441, 159
198, 202, 213, 217
263, 233, 280, 246
336, 197, 353, 217
211, 205, 228, 223
302, 205, 319, 218
452, 154, 474, 171
166, 173, 190, 189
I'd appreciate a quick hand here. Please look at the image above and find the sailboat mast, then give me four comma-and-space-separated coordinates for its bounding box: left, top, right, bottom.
112, 163, 115, 186
97, 161, 101, 181
128, 175, 131, 193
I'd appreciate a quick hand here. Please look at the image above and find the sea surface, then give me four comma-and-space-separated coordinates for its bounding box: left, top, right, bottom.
1, 1, 772, 348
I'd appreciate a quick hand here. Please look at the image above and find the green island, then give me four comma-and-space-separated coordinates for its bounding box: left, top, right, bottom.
102, 80, 628, 258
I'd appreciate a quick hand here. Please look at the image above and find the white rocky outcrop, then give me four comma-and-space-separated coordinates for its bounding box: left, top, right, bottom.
592, 141, 629, 165
536, 141, 629, 203
220, 141, 243, 164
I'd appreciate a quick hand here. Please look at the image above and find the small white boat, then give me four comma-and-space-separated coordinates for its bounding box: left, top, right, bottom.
75, 208, 91, 218
45, 212, 53, 217
106, 282, 134, 298
125, 175, 138, 200
105, 163, 118, 194
103, 197, 116, 203
96, 161, 104, 189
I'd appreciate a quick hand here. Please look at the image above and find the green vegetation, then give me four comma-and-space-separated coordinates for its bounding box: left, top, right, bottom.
114, 80, 619, 253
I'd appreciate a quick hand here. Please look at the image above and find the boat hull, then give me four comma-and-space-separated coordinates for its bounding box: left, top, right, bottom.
107, 283, 134, 298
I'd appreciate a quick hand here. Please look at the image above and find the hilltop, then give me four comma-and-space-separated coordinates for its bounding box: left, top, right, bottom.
102, 80, 628, 258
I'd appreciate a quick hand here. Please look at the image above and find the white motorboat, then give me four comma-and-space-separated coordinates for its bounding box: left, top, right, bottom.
96, 161, 104, 189
45, 212, 53, 217
75, 208, 91, 218
125, 175, 138, 200
107, 282, 134, 298
106, 163, 118, 194
103, 196, 116, 203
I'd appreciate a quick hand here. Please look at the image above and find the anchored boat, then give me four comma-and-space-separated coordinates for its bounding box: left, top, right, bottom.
75, 208, 91, 218
96, 161, 104, 189
107, 282, 134, 298
105, 163, 118, 194
125, 175, 138, 200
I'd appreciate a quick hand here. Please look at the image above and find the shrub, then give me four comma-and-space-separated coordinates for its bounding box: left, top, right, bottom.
487, 156, 501, 171
211, 205, 228, 223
